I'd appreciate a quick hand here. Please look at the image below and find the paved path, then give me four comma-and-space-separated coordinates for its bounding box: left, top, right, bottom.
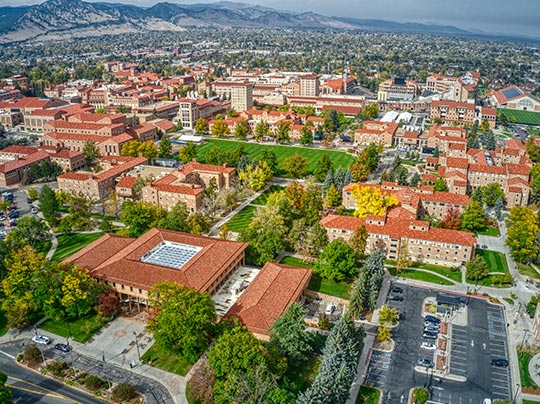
46, 233, 58, 259
528, 353, 540, 389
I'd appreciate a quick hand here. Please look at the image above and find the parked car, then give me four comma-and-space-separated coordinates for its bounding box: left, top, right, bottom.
54, 343, 72, 353
490, 358, 508, 367
422, 331, 438, 339
417, 358, 434, 368
325, 303, 336, 316
7, 210, 19, 218
32, 335, 51, 345
424, 327, 439, 334
421, 342, 436, 350
424, 321, 440, 329
0, 230, 6, 239
388, 295, 404, 302
9, 219, 16, 227
391, 286, 403, 294
31, 206, 38, 214
425, 315, 441, 324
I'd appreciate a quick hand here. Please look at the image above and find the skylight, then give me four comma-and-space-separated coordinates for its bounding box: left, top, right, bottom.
140, 241, 201, 270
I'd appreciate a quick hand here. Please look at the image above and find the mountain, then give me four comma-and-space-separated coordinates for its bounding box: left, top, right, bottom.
332, 17, 473, 36
0, 0, 356, 43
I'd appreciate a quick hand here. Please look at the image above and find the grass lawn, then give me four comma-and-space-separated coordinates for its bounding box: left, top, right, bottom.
476, 249, 509, 274
355, 385, 381, 404
251, 185, 286, 205
518, 350, 539, 389
503, 297, 514, 305
226, 205, 258, 233
529, 127, 540, 136
477, 226, 500, 237
285, 352, 321, 395
40, 312, 108, 343
401, 159, 424, 167
517, 263, 540, 280
0, 310, 8, 337
197, 139, 355, 178
387, 266, 454, 285
410, 263, 462, 283
35, 240, 52, 256
141, 343, 192, 377
498, 108, 540, 125
280, 256, 351, 299
52, 232, 104, 262
524, 400, 540, 404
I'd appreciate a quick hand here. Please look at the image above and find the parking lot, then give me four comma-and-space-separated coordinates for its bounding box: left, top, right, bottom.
365, 284, 512, 403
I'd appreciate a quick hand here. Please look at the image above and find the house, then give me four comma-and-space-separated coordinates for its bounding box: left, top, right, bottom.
354, 121, 399, 147
491, 85, 540, 112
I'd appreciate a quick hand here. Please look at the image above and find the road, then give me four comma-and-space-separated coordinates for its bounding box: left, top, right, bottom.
0, 351, 106, 404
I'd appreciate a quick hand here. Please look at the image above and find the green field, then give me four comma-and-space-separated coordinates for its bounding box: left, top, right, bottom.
280, 256, 351, 299
386, 261, 459, 284
40, 312, 108, 343
226, 205, 258, 233
476, 249, 509, 274
355, 385, 381, 404
141, 343, 192, 376
517, 263, 540, 280
476, 226, 500, 237
197, 139, 355, 177
52, 232, 104, 262
251, 185, 286, 205
498, 108, 540, 125
518, 349, 539, 389
392, 268, 454, 285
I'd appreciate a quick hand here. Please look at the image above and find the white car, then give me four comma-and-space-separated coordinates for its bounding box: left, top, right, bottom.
32, 335, 51, 345
421, 342, 436, 350
325, 303, 336, 316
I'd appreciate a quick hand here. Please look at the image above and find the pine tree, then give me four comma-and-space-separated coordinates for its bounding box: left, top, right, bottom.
321, 170, 334, 194
348, 267, 367, 318
333, 166, 345, 193
494, 197, 504, 221
409, 172, 421, 187
343, 169, 353, 186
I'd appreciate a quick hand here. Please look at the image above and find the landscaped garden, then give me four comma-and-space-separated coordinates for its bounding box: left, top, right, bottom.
476, 248, 509, 274
517, 263, 540, 280
51, 232, 104, 262
355, 385, 381, 404
387, 266, 454, 285
518, 347, 540, 393
40, 312, 109, 343
477, 226, 500, 237
251, 185, 286, 205
141, 343, 192, 376
197, 139, 355, 177
466, 249, 512, 287
226, 205, 258, 233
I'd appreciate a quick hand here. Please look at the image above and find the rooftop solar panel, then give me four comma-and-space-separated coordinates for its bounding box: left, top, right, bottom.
502, 88, 521, 100
141, 241, 202, 270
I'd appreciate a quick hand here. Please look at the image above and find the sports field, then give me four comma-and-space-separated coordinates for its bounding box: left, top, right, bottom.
498, 108, 540, 125
196, 139, 355, 177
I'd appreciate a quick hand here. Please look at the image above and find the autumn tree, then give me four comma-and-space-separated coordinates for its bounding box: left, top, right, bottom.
350, 184, 399, 218
276, 121, 291, 144
324, 184, 340, 207
282, 154, 308, 178
194, 118, 208, 135
377, 324, 392, 342
348, 224, 368, 260
211, 120, 230, 138
61, 265, 101, 319
234, 119, 250, 140
506, 207, 539, 263
95, 288, 121, 318
238, 162, 273, 191
254, 120, 270, 141
378, 304, 398, 325
121, 140, 158, 162
440, 207, 462, 230
396, 239, 411, 272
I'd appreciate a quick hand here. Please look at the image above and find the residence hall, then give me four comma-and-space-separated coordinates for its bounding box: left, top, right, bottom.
63, 229, 312, 337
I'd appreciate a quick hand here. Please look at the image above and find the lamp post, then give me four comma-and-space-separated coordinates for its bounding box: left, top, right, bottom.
133, 331, 141, 361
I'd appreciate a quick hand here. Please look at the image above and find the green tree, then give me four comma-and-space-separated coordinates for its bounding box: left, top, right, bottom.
158, 136, 172, 158
299, 180, 323, 225
211, 120, 230, 138
233, 119, 250, 140
412, 387, 430, 404
269, 302, 313, 363
482, 183, 504, 207
506, 207, 539, 263
276, 121, 291, 144
348, 225, 368, 260
154, 202, 190, 233
260, 150, 278, 174
38, 185, 59, 226
0, 372, 12, 404
313, 240, 357, 281
494, 197, 504, 221
254, 120, 270, 141
348, 267, 367, 318
313, 154, 334, 182
6, 216, 49, 248
178, 141, 198, 163
148, 282, 216, 363
299, 126, 313, 145
323, 109, 339, 134
60, 265, 101, 319
305, 222, 329, 258
120, 200, 164, 237
194, 118, 208, 135
378, 304, 398, 325
433, 177, 449, 192
409, 172, 421, 187
461, 200, 485, 232
82, 141, 101, 165
465, 256, 489, 281
377, 324, 392, 342
324, 184, 340, 207
27, 188, 39, 201
282, 154, 308, 178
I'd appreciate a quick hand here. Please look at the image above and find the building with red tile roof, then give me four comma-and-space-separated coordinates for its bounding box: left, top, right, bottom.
354, 121, 399, 147
491, 85, 540, 112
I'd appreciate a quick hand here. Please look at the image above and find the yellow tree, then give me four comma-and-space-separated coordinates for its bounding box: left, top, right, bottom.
211, 120, 230, 138
351, 185, 399, 218
396, 239, 412, 272
61, 266, 98, 319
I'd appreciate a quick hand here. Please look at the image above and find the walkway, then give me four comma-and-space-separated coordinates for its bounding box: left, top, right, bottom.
528, 353, 540, 389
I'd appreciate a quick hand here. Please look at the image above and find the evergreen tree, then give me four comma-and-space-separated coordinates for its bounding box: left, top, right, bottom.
409, 172, 421, 187
314, 154, 334, 182
343, 169, 353, 186
483, 131, 496, 150
38, 185, 59, 226
333, 166, 345, 193
433, 145, 440, 158
321, 170, 334, 194
237, 154, 250, 172
158, 136, 172, 158
269, 302, 313, 362
471, 187, 484, 203
494, 197, 504, 221
348, 266, 367, 318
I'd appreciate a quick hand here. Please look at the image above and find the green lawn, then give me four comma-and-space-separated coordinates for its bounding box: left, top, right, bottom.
476, 249, 509, 274
518, 350, 539, 389
355, 385, 381, 404
0, 310, 8, 337
226, 205, 258, 233
51, 232, 104, 262
40, 312, 108, 343
280, 256, 351, 299
517, 263, 540, 280
141, 343, 192, 376
477, 226, 500, 237
524, 400, 540, 404
401, 159, 424, 167
285, 352, 322, 396
251, 185, 286, 205
529, 127, 540, 136
197, 139, 355, 178
410, 263, 462, 283
387, 266, 454, 285
498, 108, 540, 125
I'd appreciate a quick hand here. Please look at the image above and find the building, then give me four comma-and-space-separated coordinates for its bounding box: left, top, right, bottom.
425, 73, 477, 102
212, 81, 253, 112
430, 100, 476, 126
491, 85, 540, 112
377, 78, 420, 102
299, 74, 320, 97
354, 121, 399, 147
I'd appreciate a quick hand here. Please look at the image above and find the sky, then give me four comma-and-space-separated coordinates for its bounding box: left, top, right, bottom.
2, 0, 540, 38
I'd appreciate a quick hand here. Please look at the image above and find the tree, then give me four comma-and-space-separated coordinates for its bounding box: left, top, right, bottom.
39, 185, 59, 226
112, 382, 137, 402
282, 154, 308, 178
324, 184, 341, 207
299, 180, 323, 225
6, 216, 49, 248
465, 256, 489, 281
154, 202, 190, 233
396, 239, 411, 272
412, 387, 430, 404
348, 267, 367, 319
378, 305, 398, 325
276, 121, 291, 144
482, 183, 504, 207
348, 225, 368, 260
260, 150, 278, 174
323, 109, 339, 134
158, 136, 172, 158
300, 126, 313, 145
314, 240, 357, 281
269, 302, 313, 363
95, 288, 121, 318
83, 141, 101, 164
494, 197, 504, 220
361, 102, 379, 120
441, 207, 462, 230
234, 119, 250, 140
104, 190, 122, 219
377, 325, 392, 342
409, 172, 421, 187
461, 200, 485, 232
305, 222, 329, 258
120, 200, 165, 237
483, 131, 496, 150
0, 372, 12, 404
433, 177, 449, 192
254, 120, 270, 141
148, 282, 216, 363
350, 184, 399, 218
211, 120, 230, 138
121, 140, 158, 162
506, 207, 539, 263
61, 265, 101, 319
314, 154, 334, 182
186, 358, 215, 404
27, 188, 39, 201
178, 141, 198, 163
194, 118, 208, 135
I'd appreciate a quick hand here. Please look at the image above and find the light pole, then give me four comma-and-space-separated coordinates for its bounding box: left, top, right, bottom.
133, 331, 141, 361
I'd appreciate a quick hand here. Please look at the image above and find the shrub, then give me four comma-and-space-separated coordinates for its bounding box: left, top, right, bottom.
112, 382, 138, 402
413, 387, 429, 404
46, 360, 69, 377
23, 345, 42, 363
84, 374, 107, 391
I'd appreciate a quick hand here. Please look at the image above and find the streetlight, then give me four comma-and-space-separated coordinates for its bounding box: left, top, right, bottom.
133, 331, 141, 361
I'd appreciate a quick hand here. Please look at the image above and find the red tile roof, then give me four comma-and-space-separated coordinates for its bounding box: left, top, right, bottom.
0, 151, 50, 173
116, 176, 137, 189
468, 164, 506, 174
446, 157, 469, 169
226, 262, 312, 335
180, 161, 235, 175
0, 145, 38, 155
